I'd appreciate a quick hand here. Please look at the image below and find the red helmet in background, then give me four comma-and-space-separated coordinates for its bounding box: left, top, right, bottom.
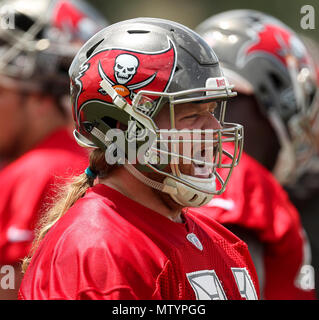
0, 0, 108, 97
196, 9, 318, 186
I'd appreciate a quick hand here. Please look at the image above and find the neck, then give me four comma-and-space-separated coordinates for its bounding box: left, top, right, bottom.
99, 166, 184, 223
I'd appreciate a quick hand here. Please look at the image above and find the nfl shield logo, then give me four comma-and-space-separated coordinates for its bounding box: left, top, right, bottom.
186, 233, 203, 251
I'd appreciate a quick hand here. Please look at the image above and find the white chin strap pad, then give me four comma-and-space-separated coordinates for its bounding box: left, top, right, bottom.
163, 174, 216, 207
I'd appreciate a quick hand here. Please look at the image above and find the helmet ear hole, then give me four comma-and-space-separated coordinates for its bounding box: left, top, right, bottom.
83, 121, 95, 133
101, 116, 117, 129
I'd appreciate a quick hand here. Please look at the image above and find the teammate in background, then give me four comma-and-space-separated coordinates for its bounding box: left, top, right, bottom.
195, 9, 317, 299
0, 0, 107, 299
19, 18, 259, 300
285, 34, 319, 297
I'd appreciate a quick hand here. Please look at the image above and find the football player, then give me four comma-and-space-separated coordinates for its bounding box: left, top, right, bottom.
195, 9, 317, 299
286, 34, 319, 297
0, 0, 107, 299
19, 18, 260, 300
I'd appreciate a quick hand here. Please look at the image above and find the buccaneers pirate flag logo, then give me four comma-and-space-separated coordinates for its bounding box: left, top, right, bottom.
237, 23, 312, 69
74, 39, 176, 116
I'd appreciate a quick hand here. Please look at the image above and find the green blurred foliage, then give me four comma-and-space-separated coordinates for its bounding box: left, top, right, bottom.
88, 0, 319, 40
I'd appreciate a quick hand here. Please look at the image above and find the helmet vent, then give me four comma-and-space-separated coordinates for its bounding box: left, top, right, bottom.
198, 197, 208, 207
15, 13, 34, 32
86, 39, 104, 59
127, 30, 150, 34
189, 194, 198, 202
14, 13, 43, 38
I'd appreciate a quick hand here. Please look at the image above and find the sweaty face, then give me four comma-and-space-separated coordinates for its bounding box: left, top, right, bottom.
154, 101, 221, 179
0, 87, 28, 161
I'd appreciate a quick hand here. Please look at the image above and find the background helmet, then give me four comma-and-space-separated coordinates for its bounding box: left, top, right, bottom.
69, 17, 243, 207
196, 9, 318, 186
301, 35, 319, 153
0, 0, 108, 102
287, 35, 319, 200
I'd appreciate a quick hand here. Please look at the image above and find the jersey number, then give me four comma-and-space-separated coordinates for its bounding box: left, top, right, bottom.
186, 267, 258, 300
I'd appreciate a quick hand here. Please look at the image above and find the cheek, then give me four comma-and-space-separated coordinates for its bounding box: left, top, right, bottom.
175, 118, 196, 130
204, 115, 222, 130
154, 107, 171, 129
176, 115, 221, 130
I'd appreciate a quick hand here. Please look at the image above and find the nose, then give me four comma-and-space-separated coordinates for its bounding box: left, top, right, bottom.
202, 113, 222, 131
195, 114, 221, 159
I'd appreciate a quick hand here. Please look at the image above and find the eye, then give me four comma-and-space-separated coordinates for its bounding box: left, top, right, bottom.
182, 114, 197, 120
210, 104, 220, 118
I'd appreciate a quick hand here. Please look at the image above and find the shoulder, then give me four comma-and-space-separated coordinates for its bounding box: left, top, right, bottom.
22, 191, 168, 299
53, 194, 168, 264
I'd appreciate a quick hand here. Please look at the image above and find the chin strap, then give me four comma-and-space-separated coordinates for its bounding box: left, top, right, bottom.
123, 162, 177, 195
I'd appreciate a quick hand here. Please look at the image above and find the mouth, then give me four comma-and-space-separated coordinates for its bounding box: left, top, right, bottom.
191, 162, 213, 179
190, 148, 214, 179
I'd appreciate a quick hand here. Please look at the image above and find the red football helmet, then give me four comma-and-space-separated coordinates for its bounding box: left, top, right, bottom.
69, 18, 244, 207
0, 0, 108, 97
196, 9, 318, 186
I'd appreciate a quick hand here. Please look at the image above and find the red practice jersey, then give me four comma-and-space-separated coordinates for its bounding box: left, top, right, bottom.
196, 149, 316, 300
0, 128, 88, 265
19, 184, 260, 300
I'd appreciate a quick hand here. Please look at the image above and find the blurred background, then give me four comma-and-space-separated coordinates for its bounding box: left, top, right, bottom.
89, 0, 319, 40
0, 0, 317, 300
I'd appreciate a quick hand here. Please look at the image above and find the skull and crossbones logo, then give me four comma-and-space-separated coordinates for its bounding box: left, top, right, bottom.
114, 54, 139, 84
98, 53, 157, 99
